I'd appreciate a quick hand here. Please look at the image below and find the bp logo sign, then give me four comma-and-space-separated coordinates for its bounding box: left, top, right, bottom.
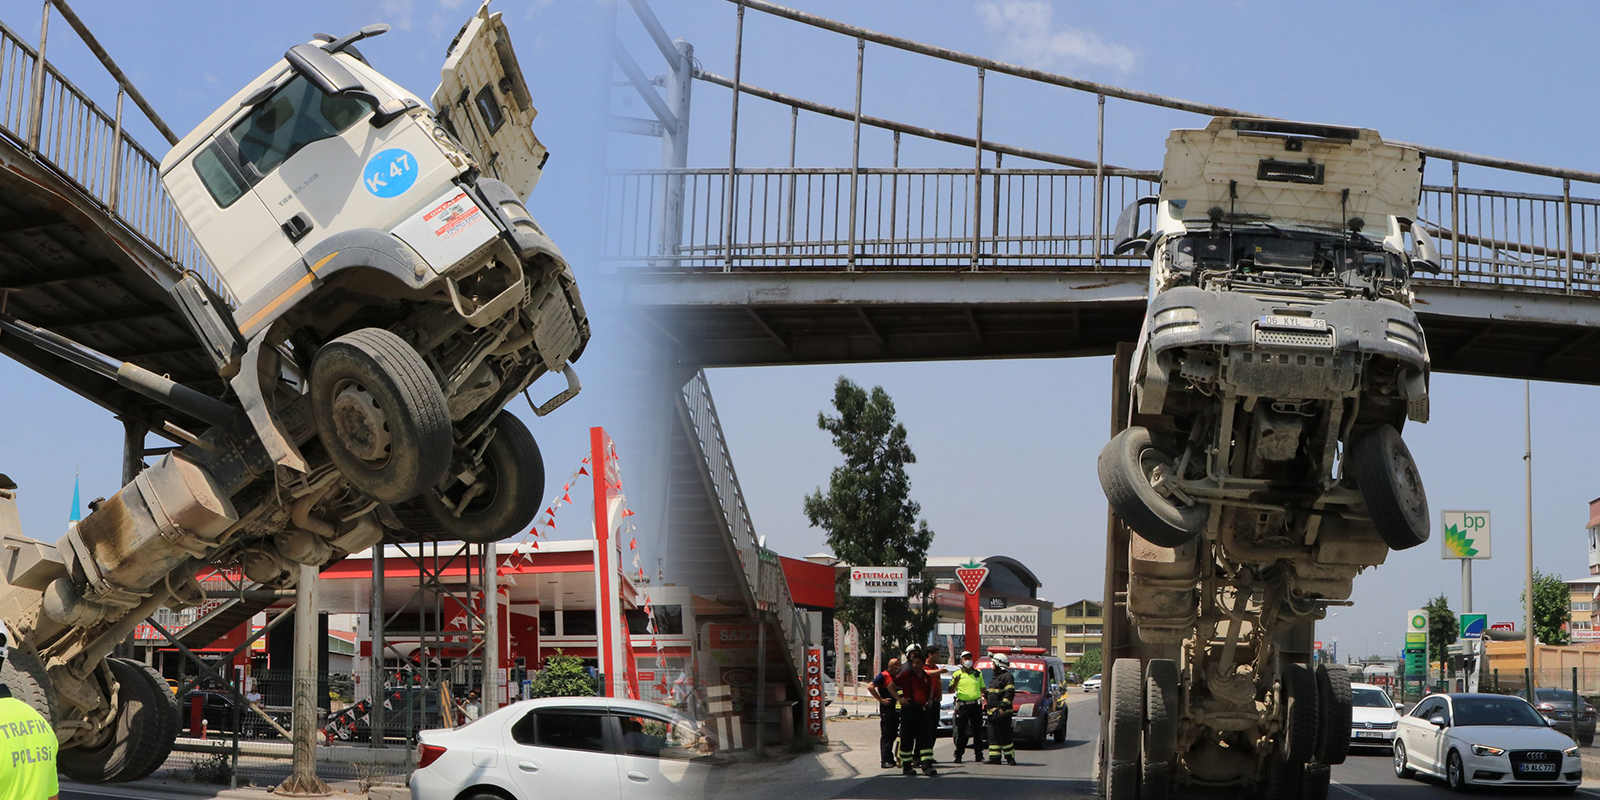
1441, 510, 1491, 560
1411, 614, 1427, 630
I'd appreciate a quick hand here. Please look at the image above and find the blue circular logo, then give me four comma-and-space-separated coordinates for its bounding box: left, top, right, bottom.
363, 148, 418, 198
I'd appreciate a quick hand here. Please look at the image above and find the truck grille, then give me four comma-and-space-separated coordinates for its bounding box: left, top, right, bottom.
1253, 327, 1334, 348
1508, 750, 1561, 781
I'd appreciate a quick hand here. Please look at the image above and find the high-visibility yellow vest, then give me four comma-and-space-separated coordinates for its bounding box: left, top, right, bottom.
0, 695, 58, 800
951, 668, 985, 701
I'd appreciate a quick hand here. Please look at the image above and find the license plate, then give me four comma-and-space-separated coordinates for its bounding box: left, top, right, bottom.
1355, 731, 1383, 739
1259, 315, 1327, 330
1518, 763, 1557, 773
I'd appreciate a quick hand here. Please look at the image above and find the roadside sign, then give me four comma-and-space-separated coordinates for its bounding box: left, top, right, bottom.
849, 567, 909, 598
1460, 613, 1488, 639
1403, 609, 1428, 680
1441, 510, 1491, 559
1490, 622, 1515, 632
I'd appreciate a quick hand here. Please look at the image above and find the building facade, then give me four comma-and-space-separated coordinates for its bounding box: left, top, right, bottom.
1051, 599, 1104, 667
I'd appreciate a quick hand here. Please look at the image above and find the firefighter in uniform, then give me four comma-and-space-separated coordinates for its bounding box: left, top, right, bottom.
894, 645, 938, 776
986, 651, 1018, 765
0, 618, 59, 800
921, 646, 946, 764
949, 650, 987, 763
868, 657, 901, 768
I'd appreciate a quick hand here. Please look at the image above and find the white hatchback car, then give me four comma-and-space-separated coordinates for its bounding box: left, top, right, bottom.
1349, 682, 1403, 749
411, 697, 720, 800
1394, 693, 1582, 792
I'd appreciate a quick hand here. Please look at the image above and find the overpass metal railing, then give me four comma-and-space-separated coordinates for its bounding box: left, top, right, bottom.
605, 166, 1158, 270
606, 164, 1600, 296
0, 18, 229, 301
679, 370, 807, 673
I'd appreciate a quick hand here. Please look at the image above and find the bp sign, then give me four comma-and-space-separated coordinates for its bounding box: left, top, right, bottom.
1441, 510, 1491, 559
1460, 613, 1488, 639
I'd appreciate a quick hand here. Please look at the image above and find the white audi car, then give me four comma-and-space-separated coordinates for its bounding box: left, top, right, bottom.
1393, 693, 1581, 792
1349, 682, 1403, 749
411, 697, 721, 800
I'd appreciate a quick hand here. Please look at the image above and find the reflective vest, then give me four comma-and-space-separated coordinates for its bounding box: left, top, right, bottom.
0, 694, 58, 800
951, 667, 985, 701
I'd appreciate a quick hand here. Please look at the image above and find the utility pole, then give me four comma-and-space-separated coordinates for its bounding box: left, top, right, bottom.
1524, 380, 1536, 690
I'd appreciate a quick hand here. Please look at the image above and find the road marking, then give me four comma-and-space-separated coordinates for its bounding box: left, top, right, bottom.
1330, 780, 1377, 800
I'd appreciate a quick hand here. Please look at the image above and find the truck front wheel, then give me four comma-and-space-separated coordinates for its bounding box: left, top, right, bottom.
1350, 423, 1429, 551
1098, 427, 1208, 547
423, 411, 545, 544
58, 658, 178, 783
311, 328, 452, 504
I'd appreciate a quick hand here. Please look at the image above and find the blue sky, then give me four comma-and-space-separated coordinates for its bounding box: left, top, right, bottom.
0, 2, 646, 558
609, 0, 1600, 661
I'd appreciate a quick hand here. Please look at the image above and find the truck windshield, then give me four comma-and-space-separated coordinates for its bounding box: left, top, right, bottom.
229, 75, 371, 178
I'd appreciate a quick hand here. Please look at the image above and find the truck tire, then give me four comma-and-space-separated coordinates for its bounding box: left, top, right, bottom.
1280, 663, 1318, 765
1099, 427, 1208, 547
1109, 658, 1143, 763
1315, 664, 1352, 766
1140, 759, 1170, 800
1145, 659, 1178, 765
423, 411, 545, 544
1262, 758, 1298, 800
1104, 759, 1138, 800
0, 647, 55, 725
1350, 424, 1428, 551
1300, 764, 1331, 800
59, 658, 179, 783
311, 328, 452, 504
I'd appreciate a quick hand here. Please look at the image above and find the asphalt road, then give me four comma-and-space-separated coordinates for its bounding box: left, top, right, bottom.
823, 693, 1600, 800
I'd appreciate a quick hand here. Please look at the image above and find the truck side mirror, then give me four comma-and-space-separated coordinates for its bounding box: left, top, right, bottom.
1112, 195, 1158, 256
1401, 218, 1441, 275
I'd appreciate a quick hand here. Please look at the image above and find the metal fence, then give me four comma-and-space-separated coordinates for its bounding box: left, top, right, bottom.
606, 167, 1158, 271
0, 17, 228, 301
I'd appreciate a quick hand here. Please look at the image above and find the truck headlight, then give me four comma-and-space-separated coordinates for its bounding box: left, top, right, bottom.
1471, 744, 1505, 757
1152, 307, 1200, 333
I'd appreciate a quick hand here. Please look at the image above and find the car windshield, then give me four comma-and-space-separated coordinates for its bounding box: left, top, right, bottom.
1535, 689, 1579, 704
941, 675, 952, 694
1351, 688, 1393, 708
1452, 697, 1548, 727
982, 667, 1044, 694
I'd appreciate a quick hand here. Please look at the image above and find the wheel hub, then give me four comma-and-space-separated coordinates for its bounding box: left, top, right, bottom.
329, 380, 391, 465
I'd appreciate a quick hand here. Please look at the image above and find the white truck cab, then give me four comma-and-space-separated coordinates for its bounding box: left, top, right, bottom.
159, 5, 586, 544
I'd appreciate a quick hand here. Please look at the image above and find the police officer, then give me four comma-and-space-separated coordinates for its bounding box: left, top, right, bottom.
949, 650, 986, 763
868, 656, 901, 768
985, 651, 1017, 765
894, 645, 937, 776
0, 618, 59, 800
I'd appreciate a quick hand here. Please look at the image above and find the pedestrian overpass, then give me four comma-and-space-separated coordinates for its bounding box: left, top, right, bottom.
607, 0, 1600, 719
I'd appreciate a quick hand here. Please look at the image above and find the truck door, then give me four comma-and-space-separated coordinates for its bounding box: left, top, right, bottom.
228, 71, 455, 262
165, 135, 307, 320
432, 4, 548, 199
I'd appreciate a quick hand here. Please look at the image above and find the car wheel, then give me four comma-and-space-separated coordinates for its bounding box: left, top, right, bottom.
1350, 423, 1429, 550
1394, 739, 1415, 779
1098, 426, 1208, 547
1446, 750, 1466, 792
1053, 711, 1068, 743
421, 411, 545, 544
310, 328, 452, 504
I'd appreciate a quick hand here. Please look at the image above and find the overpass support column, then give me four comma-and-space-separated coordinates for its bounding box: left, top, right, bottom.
282, 563, 330, 795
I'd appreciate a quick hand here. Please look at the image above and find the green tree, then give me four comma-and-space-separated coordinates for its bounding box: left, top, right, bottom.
1424, 594, 1457, 677
1073, 648, 1103, 681
804, 378, 936, 667
528, 652, 598, 698
1522, 569, 1572, 645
